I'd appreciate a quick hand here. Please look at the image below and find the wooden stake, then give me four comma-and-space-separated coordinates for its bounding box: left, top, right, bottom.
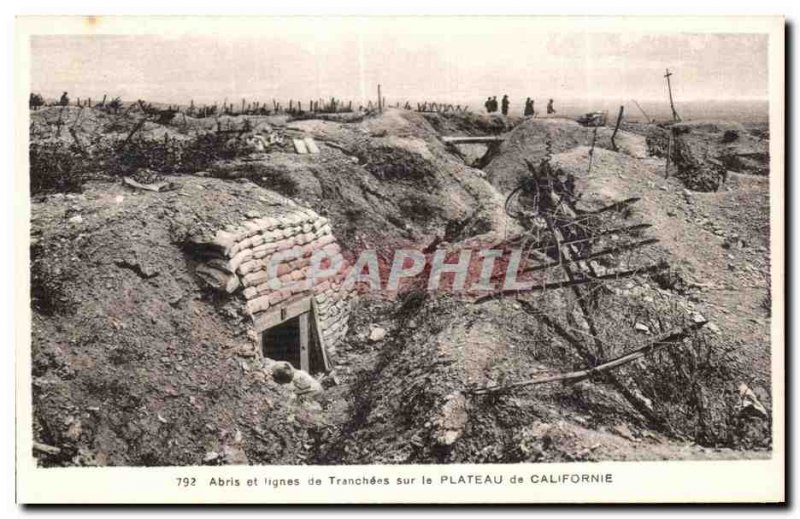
664, 69, 681, 122
610, 105, 624, 151
665, 131, 673, 179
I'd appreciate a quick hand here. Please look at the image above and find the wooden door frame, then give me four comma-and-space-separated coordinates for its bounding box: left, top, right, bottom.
254, 296, 330, 373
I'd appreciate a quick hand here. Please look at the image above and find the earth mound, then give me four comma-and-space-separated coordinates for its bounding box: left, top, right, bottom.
30, 177, 330, 466
482, 118, 647, 194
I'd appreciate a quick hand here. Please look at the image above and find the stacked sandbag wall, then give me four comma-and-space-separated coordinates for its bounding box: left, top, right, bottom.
194, 207, 354, 355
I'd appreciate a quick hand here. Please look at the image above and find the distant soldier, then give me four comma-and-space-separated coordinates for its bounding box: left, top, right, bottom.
490, 96, 498, 113
59, 92, 70, 107
547, 98, 556, 115
501, 95, 509, 116
484, 97, 492, 113
524, 97, 534, 116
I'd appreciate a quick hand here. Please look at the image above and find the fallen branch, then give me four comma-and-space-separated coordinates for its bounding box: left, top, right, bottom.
469, 321, 707, 395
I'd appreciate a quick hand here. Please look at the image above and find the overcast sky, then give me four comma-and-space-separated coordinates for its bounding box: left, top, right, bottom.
30, 18, 769, 106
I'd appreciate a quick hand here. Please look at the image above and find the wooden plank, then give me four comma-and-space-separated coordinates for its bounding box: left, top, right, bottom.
292, 138, 309, 154
253, 310, 282, 332
299, 312, 310, 372
284, 297, 311, 320
311, 299, 332, 372
252, 296, 311, 332
442, 135, 506, 144
303, 137, 320, 154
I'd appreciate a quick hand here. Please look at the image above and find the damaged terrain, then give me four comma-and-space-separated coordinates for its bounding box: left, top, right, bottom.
28, 102, 773, 466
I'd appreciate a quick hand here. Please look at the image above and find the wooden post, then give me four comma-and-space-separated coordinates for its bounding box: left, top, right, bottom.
665, 131, 673, 179
664, 69, 681, 122
587, 125, 598, 175
632, 99, 651, 123
310, 299, 331, 371
299, 312, 310, 372
610, 105, 624, 151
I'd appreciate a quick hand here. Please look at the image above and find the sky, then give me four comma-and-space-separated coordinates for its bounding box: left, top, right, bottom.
29, 18, 769, 107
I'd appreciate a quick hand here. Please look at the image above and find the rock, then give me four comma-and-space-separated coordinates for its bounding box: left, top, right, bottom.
65, 420, 82, 441
434, 392, 468, 446
68, 214, 83, 224
611, 423, 636, 441
236, 345, 256, 358
369, 326, 387, 342
707, 322, 721, 334
222, 445, 249, 465
634, 322, 650, 333
738, 383, 768, 419
203, 451, 220, 464
692, 312, 707, 324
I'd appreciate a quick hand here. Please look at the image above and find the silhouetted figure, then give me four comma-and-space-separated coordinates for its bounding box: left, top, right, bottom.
484, 97, 492, 113
59, 92, 70, 107
524, 97, 534, 116
501, 95, 509, 116
547, 98, 556, 115
29, 93, 44, 111
490, 96, 498, 113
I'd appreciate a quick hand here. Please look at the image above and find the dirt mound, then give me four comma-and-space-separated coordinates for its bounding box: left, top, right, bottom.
420, 112, 521, 136
30, 177, 334, 466
483, 118, 648, 193
645, 120, 769, 191
212, 109, 514, 249
316, 286, 768, 464
28, 103, 772, 467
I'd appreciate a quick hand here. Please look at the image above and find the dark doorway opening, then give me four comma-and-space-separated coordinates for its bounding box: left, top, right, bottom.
262, 316, 302, 368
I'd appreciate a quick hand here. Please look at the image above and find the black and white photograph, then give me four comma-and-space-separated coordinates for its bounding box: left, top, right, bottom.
14, 14, 785, 504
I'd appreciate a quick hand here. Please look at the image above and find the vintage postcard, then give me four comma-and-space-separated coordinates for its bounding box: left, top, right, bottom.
15, 15, 784, 504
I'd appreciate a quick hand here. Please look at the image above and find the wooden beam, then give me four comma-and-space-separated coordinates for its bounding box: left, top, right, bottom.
299, 312, 310, 372
442, 135, 506, 144
610, 105, 624, 151
311, 299, 332, 372
469, 321, 707, 395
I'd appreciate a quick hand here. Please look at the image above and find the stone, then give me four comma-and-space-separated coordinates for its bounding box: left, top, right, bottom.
222, 445, 249, 465
611, 424, 636, 441
369, 327, 387, 342
634, 322, 650, 333
203, 451, 220, 464
68, 214, 83, 224
738, 383, 768, 419
707, 322, 721, 334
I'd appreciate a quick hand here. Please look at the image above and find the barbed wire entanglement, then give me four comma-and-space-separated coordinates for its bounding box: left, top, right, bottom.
470, 155, 709, 433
